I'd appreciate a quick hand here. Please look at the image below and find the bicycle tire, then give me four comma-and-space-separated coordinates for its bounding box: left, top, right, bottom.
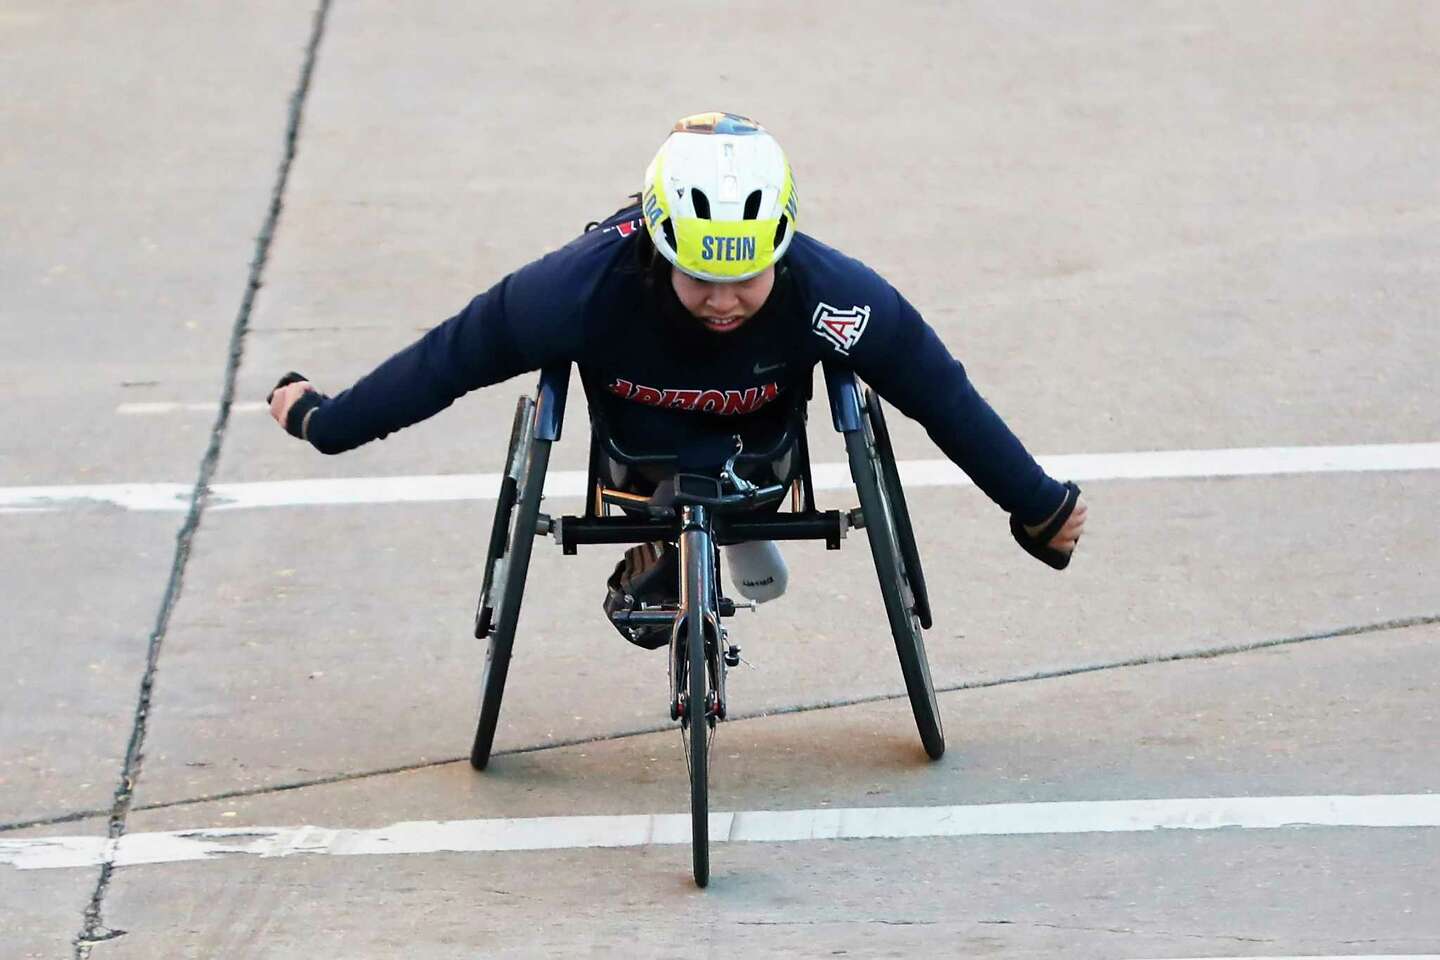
864, 388, 933, 630
682, 526, 712, 888
469, 435, 552, 771
846, 429, 945, 760
475, 397, 533, 638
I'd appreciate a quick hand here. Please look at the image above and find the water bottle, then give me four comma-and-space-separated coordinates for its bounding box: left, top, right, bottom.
724, 540, 788, 603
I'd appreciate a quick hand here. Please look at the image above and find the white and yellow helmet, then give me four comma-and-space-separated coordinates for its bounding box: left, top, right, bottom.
642, 112, 798, 282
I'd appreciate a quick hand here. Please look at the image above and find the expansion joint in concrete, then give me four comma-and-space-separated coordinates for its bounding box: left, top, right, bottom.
70, 0, 335, 955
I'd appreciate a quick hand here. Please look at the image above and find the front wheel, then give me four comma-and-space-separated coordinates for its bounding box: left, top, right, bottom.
687, 603, 709, 888
678, 526, 716, 887
846, 428, 945, 760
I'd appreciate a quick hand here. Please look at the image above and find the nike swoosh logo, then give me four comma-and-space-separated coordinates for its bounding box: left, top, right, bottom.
753, 361, 787, 376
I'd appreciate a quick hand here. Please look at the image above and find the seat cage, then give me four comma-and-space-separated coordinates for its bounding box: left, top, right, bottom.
530, 362, 863, 553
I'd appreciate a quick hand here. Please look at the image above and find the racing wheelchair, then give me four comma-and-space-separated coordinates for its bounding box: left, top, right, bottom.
469, 361, 942, 887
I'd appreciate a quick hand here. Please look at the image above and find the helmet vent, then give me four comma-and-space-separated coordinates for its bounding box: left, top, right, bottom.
773, 215, 789, 248
743, 189, 762, 220
661, 219, 678, 252
690, 188, 711, 220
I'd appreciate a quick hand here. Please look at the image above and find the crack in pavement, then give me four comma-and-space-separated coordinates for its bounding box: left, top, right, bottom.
979, 918, 1274, 942
68, 1, 334, 956
5, 610, 1432, 837
735, 919, 937, 927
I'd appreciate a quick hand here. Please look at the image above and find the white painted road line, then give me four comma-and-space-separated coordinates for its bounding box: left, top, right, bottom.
3, 794, 1438, 872
116, 401, 268, 415
3, 442, 1439, 514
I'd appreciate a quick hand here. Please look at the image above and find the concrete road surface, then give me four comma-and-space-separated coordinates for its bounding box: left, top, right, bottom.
2, 1, 1437, 957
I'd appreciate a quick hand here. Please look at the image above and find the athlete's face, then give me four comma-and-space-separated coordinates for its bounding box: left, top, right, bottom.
671, 266, 775, 334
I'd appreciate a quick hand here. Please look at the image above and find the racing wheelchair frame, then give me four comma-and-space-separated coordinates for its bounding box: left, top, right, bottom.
469, 361, 942, 887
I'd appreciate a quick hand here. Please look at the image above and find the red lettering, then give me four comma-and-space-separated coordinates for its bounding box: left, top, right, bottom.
611, 380, 781, 414
722, 387, 759, 415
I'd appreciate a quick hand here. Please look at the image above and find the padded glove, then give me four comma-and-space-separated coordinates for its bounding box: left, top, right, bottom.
267, 371, 324, 440
1010, 481, 1081, 571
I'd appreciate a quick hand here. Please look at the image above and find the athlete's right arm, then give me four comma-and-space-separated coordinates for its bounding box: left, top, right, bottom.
271, 246, 595, 454
295, 280, 528, 454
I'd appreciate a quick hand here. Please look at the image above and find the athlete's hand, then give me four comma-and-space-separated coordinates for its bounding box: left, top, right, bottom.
1025, 494, 1087, 555
1011, 483, 1086, 570
267, 371, 322, 440
268, 380, 313, 428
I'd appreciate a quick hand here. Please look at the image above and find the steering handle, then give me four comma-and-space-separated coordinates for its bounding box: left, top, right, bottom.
671, 481, 788, 512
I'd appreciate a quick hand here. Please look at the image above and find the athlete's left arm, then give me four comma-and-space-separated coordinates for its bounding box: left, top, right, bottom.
844, 287, 1068, 527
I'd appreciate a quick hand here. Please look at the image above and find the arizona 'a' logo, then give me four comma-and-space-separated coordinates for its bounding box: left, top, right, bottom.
811, 302, 872, 354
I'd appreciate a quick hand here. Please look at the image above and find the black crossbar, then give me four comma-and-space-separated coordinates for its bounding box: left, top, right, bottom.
720, 512, 847, 549
556, 511, 847, 554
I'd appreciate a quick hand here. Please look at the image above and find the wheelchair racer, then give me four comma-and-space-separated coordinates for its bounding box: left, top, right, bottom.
269, 112, 1088, 645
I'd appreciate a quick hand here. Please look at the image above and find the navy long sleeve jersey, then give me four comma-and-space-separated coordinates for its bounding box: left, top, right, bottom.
305, 207, 1067, 525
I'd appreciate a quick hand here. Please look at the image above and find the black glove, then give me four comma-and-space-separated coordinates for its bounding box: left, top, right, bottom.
267, 371, 324, 440
266, 370, 310, 403
1010, 481, 1081, 571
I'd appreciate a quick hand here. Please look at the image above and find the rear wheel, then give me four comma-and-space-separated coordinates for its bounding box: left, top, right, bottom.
470, 405, 551, 771
865, 388, 932, 629
846, 428, 945, 760
475, 397, 533, 639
